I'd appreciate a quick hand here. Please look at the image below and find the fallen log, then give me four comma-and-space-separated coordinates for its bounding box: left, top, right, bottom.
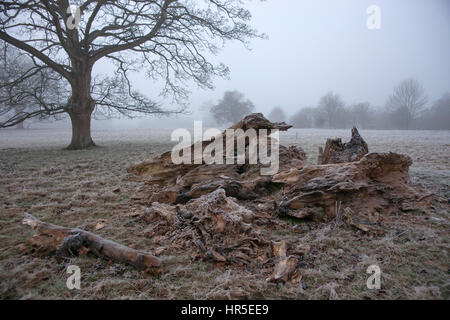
122, 114, 434, 280
228, 112, 292, 131
129, 114, 431, 226
274, 152, 431, 221
22, 213, 161, 270
127, 113, 307, 204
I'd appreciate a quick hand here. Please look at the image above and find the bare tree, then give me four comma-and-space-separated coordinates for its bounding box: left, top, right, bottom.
318, 91, 345, 129
268, 106, 286, 123
0, 42, 68, 129
0, 1, 261, 149
210, 90, 255, 125
387, 78, 427, 130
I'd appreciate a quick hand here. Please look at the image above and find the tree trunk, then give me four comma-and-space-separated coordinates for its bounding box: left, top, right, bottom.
66, 66, 96, 150
67, 111, 95, 150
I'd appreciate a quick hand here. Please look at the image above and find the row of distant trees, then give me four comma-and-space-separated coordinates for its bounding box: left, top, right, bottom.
208, 79, 449, 130
287, 80, 449, 130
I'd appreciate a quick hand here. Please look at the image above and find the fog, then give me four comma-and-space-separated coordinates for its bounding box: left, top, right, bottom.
12, 0, 450, 129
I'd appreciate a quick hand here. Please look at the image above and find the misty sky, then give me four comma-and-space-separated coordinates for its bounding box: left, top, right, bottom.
94, 0, 450, 128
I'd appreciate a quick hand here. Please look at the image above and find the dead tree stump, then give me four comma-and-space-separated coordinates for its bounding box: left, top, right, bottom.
318, 127, 368, 164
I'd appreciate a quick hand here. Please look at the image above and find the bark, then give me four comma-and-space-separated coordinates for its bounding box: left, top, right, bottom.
66, 67, 96, 150
129, 116, 432, 224
274, 152, 432, 221
67, 111, 95, 150
127, 113, 307, 204
22, 213, 161, 270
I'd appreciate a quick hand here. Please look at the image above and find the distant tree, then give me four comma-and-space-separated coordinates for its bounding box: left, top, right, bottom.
290, 107, 314, 128
210, 90, 255, 125
0, 1, 261, 149
268, 106, 286, 123
350, 102, 371, 129
426, 93, 450, 130
318, 91, 345, 129
387, 78, 427, 129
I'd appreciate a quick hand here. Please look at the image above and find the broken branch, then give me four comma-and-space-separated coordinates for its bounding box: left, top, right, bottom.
22, 213, 161, 270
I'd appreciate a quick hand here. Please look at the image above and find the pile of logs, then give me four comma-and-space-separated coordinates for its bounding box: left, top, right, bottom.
22, 113, 432, 280
128, 113, 430, 222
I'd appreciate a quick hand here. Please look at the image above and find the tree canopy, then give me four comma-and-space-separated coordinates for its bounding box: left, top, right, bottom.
268, 106, 286, 123
387, 78, 427, 130
210, 90, 255, 125
0, 0, 262, 148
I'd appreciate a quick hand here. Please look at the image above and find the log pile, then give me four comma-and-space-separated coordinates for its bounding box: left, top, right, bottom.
128, 113, 430, 222
22, 113, 432, 279
123, 113, 431, 280
127, 113, 307, 205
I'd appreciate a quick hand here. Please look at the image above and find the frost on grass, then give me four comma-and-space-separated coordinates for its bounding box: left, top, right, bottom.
0, 124, 449, 299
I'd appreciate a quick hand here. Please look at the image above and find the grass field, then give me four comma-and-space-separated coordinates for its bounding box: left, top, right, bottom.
0, 128, 449, 299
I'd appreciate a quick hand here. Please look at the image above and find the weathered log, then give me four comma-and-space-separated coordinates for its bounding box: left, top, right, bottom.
318, 127, 368, 164
274, 152, 431, 221
228, 112, 292, 131
126, 150, 199, 186
127, 113, 295, 184
127, 113, 307, 204
128, 113, 431, 228
22, 213, 161, 270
